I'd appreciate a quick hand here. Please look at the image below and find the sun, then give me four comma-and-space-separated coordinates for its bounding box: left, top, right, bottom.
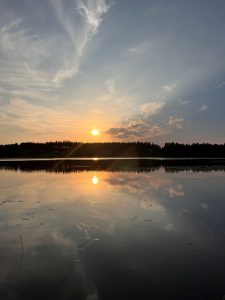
91, 129, 100, 136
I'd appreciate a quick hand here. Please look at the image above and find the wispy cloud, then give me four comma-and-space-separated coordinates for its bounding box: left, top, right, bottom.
77, 0, 110, 50
128, 41, 152, 54
49, 0, 111, 82
167, 116, 185, 129
216, 81, 225, 88
0, 98, 79, 137
51, 0, 110, 56
0, 0, 111, 101
0, 18, 58, 100
163, 81, 180, 92
179, 100, 190, 106
140, 101, 165, 115
1, 93, 130, 143
105, 78, 116, 94
199, 105, 208, 111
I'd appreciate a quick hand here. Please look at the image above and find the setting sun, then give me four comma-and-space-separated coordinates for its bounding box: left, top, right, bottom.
91, 129, 100, 136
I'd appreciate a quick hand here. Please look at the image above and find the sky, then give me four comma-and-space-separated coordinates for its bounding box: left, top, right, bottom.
0, 0, 225, 144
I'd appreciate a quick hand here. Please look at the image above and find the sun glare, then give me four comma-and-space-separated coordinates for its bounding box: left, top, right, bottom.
91, 129, 100, 136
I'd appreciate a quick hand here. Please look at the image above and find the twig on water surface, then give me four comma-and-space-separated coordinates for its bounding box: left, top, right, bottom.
20, 233, 24, 253
19, 252, 24, 271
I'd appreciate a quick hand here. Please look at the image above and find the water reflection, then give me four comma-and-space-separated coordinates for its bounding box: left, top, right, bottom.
0, 165, 225, 299
92, 175, 99, 185
1, 158, 225, 173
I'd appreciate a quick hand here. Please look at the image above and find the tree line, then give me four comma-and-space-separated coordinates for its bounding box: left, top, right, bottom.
0, 141, 225, 158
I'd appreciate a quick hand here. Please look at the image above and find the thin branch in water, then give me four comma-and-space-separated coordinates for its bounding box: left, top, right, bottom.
19, 252, 24, 271
20, 234, 24, 253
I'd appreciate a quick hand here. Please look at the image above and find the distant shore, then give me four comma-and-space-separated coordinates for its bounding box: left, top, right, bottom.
0, 141, 225, 158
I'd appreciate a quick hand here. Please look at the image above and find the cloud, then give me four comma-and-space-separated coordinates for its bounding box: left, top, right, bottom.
106, 101, 169, 140
106, 119, 169, 140
163, 81, 180, 92
51, 0, 111, 81
0, 98, 80, 138
128, 41, 152, 54
0, 18, 58, 101
49, 0, 111, 81
216, 81, 225, 88
140, 101, 165, 115
176, 98, 190, 106
199, 105, 208, 111
51, 0, 110, 56
180, 100, 190, 105
52, 64, 80, 85
77, 0, 110, 35
0, 0, 111, 101
105, 78, 116, 94
167, 116, 185, 129
106, 99, 187, 141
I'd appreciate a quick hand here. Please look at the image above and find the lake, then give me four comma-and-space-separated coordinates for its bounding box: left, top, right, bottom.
0, 159, 225, 300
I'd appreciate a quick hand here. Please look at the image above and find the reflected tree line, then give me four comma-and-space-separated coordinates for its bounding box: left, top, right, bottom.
0, 159, 225, 173
0, 141, 225, 158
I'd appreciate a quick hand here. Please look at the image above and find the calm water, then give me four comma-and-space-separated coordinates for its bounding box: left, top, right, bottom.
0, 160, 225, 300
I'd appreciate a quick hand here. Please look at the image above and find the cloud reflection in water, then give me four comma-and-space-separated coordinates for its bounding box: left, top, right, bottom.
0, 167, 225, 299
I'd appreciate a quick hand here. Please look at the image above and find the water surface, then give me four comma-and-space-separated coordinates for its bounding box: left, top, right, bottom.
0, 160, 225, 299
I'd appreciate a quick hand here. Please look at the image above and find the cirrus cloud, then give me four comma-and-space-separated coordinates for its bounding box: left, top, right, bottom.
0, 0, 111, 102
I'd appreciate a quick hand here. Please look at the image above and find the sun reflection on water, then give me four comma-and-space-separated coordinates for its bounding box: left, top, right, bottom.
92, 175, 99, 185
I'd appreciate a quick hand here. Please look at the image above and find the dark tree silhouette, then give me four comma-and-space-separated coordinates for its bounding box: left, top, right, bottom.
0, 141, 225, 158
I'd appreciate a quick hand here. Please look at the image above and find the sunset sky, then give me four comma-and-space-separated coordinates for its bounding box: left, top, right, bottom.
0, 0, 225, 144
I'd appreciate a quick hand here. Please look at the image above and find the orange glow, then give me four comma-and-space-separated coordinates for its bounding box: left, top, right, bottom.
91, 129, 100, 136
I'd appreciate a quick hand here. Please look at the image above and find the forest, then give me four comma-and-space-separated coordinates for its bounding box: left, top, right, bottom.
0, 141, 225, 158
